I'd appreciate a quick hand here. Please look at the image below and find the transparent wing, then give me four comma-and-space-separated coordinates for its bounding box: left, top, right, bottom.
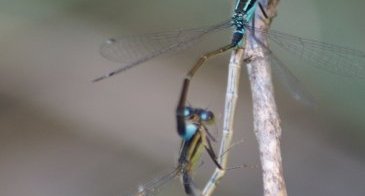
127, 168, 180, 196
94, 20, 231, 82
270, 53, 317, 107
245, 24, 365, 79
246, 30, 317, 106
100, 30, 199, 64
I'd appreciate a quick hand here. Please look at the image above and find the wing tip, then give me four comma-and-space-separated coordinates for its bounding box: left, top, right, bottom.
92, 75, 109, 83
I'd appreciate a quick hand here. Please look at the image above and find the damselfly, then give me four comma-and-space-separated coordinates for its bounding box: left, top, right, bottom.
131, 105, 221, 196
94, 0, 365, 89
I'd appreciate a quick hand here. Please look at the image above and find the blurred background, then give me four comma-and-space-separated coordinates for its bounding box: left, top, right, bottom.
0, 0, 364, 195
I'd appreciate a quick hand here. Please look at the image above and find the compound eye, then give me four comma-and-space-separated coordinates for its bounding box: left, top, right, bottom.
200, 110, 214, 122
183, 107, 194, 118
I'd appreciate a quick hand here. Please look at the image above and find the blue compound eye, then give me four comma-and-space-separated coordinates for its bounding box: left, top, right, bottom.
181, 123, 198, 140
200, 110, 214, 122
183, 107, 193, 118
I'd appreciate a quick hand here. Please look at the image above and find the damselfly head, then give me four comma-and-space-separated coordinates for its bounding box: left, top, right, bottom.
182, 107, 201, 122
183, 106, 215, 123
198, 109, 215, 123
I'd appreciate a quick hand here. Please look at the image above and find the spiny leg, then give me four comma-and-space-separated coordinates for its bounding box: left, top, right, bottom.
258, 2, 269, 19
202, 124, 216, 142
204, 135, 223, 170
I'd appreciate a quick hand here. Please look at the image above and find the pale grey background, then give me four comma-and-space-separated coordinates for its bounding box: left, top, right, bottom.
0, 0, 364, 195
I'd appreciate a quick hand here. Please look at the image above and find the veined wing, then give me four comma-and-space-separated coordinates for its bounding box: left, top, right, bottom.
244, 24, 365, 79
270, 53, 317, 107
246, 30, 317, 106
128, 167, 180, 196
94, 20, 232, 82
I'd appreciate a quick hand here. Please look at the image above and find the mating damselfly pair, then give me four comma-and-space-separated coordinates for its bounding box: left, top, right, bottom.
95, 0, 365, 195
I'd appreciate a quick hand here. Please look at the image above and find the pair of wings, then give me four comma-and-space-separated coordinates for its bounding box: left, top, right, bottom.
96, 19, 365, 105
